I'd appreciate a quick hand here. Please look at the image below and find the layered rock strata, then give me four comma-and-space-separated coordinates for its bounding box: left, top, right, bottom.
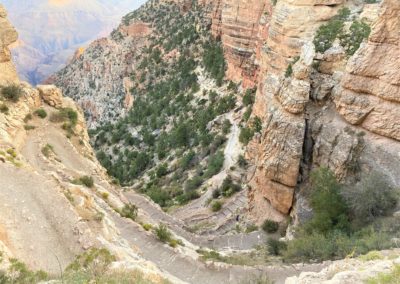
211, 0, 272, 87
334, 0, 400, 141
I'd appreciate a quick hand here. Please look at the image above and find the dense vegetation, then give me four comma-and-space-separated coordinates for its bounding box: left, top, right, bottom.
268, 168, 399, 262
91, 1, 245, 208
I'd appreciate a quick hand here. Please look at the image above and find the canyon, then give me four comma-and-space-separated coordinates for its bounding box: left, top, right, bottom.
0, 0, 147, 85
1, 0, 400, 283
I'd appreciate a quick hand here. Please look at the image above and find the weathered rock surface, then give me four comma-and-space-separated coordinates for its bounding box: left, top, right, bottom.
335, 0, 400, 141
286, 250, 400, 284
0, 4, 18, 85
36, 84, 64, 108
211, 0, 272, 87
50, 28, 147, 127
247, 42, 315, 221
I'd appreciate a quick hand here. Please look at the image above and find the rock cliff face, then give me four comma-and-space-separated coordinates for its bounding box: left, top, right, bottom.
335, 0, 400, 141
0, 5, 18, 85
49, 25, 148, 128
211, 0, 272, 88
246, 0, 347, 221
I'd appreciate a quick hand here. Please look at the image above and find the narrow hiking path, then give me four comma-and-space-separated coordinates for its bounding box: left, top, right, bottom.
171, 112, 245, 227
17, 116, 331, 283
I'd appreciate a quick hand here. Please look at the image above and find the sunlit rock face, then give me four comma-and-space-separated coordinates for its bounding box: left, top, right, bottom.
0, 4, 18, 85
0, 0, 147, 85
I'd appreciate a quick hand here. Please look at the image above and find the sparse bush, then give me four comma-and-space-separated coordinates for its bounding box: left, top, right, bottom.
120, 203, 138, 221
142, 223, 153, 231
222, 119, 232, 135
34, 108, 47, 119
156, 163, 168, 177
41, 144, 54, 158
24, 125, 35, 131
262, 219, 279, 233
367, 264, 400, 284
245, 224, 259, 233
341, 172, 398, 225
23, 113, 32, 122
72, 176, 94, 188
339, 20, 371, 56
220, 176, 242, 197
7, 258, 48, 283
66, 248, 116, 281
1, 84, 23, 102
211, 200, 223, 212
239, 127, 254, 145
155, 224, 172, 243
267, 238, 287, 256
0, 104, 9, 114
313, 10, 347, 53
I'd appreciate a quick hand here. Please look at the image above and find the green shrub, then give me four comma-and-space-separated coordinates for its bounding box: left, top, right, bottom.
41, 144, 54, 158
156, 163, 168, 177
1, 84, 23, 102
242, 88, 256, 106
7, 258, 48, 283
339, 20, 371, 56
305, 168, 350, 234
245, 224, 259, 233
34, 108, 47, 119
179, 151, 196, 170
185, 176, 204, 191
203, 40, 226, 86
220, 176, 242, 197
0, 104, 9, 114
24, 125, 35, 131
222, 119, 232, 134
283, 227, 393, 263
155, 224, 172, 243
120, 203, 138, 221
142, 223, 153, 231
72, 176, 94, 188
366, 265, 400, 284
211, 200, 223, 212
267, 238, 287, 256
341, 172, 398, 225
313, 12, 346, 53
205, 151, 224, 178
66, 248, 115, 280
262, 219, 279, 233
23, 113, 32, 123
239, 127, 254, 145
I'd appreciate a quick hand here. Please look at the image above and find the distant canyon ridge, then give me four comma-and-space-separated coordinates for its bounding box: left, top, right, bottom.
0, 0, 147, 85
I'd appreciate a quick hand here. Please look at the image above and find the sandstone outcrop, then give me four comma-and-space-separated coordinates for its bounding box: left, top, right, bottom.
36, 84, 64, 108
247, 42, 314, 221
0, 4, 18, 85
211, 0, 272, 88
334, 0, 400, 141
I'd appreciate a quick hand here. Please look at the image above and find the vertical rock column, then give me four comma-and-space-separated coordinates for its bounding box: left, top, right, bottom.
247, 0, 344, 222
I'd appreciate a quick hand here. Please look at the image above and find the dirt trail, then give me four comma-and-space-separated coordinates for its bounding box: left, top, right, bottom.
11, 116, 330, 283
0, 163, 83, 274
172, 113, 244, 223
